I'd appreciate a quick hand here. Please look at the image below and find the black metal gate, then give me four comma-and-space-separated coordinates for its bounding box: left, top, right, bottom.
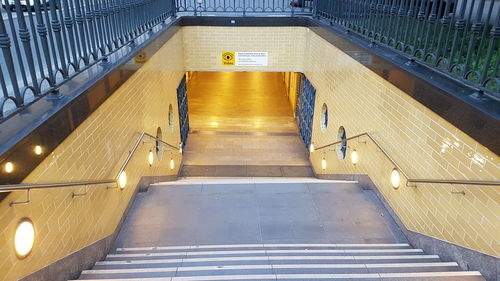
295, 74, 316, 148
177, 75, 189, 146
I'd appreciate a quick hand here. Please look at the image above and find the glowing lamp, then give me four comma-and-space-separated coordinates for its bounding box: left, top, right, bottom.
14, 219, 35, 259
4, 162, 14, 173
148, 150, 154, 166
34, 145, 43, 155
118, 171, 127, 189
391, 168, 400, 189
351, 149, 358, 165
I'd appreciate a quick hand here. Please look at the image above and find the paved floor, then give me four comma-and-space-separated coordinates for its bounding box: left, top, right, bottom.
115, 179, 407, 249
184, 72, 309, 166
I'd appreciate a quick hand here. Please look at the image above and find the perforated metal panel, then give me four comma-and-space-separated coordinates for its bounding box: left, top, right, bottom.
177, 75, 189, 146
295, 74, 316, 148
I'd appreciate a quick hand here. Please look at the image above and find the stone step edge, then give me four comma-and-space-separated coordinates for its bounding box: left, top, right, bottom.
96, 255, 442, 266
73, 271, 483, 281
116, 244, 411, 252
82, 262, 459, 275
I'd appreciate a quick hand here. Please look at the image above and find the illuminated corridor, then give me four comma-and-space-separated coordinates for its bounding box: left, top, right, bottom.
183, 72, 310, 172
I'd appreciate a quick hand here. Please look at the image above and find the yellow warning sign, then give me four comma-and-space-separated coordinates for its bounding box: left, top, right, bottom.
222, 52, 235, 65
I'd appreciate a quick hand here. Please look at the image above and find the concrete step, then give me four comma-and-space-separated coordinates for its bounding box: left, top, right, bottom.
115, 243, 413, 252
104, 249, 427, 261
75, 244, 485, 280
76, 271, 484, 280
92, 255, 444, 270
179, 165, 315, 177
79, 262, 461, 278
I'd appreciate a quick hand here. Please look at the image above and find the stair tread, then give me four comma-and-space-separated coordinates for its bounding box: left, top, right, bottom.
107, 249, 424, 258
75, 271, 483, 280
116, 243, 411, 252
83, 262, 459, 274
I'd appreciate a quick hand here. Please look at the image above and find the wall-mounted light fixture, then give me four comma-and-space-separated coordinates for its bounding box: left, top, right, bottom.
321, 158, 327, 170
14, 218, 35, 259
34, 145, 43, 155
391, 168, 400, 189
179, 142, 183, 154
4, 162, 14, 173
351, 149, 358, 165
118, 171, 127, 189
148, 150, 154, 166
170, 158, 175, 170
309, 143, 315, 153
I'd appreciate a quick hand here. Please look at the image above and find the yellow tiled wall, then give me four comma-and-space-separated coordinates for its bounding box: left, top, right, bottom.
0, 31, 185, 281
304, 31, 500, 257
182, 26, 307, 72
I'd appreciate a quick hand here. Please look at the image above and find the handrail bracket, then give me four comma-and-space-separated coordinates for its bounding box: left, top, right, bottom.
72, 185, 88, 198
10, 189, 31, 207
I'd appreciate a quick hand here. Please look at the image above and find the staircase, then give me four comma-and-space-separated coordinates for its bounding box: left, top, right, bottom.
73, 178, 485, 281
76, 243, 484, 280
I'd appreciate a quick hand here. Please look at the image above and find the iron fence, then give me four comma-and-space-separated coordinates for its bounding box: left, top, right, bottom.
175, 0, 314, 15
0, 0, 175, 119
316, 0, 500, 99
2, 0, 497, 120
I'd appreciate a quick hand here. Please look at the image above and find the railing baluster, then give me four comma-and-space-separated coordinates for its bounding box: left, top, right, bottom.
84, 0, 98, 59
4, 0, 28, 89
68, 0, 84, 66
14, 0, 39, 93
422, 0, 438, 57
480, 6, 500, 86
49, 0, 69, 77
61, 0, 80, 70
435, 0, 453, 63
25, 1, 46, 90
462, 0, 486, 78
56, 0, 73, 72
74, 0, 89, 64
33, 0, 55, 85
0, 9, 22, 102
43, 0, 61, 76
473, 0, 494, 72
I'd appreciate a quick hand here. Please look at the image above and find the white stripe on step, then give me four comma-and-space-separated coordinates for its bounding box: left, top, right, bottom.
72, 271, 482, 281
96, 255, 440, 265
82, 262, 458, 275
116, 243, 410, 252
378, 271, 482, 277
107, 249, 422, 258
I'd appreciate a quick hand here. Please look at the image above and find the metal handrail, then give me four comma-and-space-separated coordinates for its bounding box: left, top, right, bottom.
0, 132, 182, 193
312, 132, 500, 187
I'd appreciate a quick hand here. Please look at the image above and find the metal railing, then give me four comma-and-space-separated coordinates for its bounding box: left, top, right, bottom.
0, 0, 175, 119
175, 0, 314, 15
0, 131, 182, 206
311, 132, 500, 188
315, 0, 500, 100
